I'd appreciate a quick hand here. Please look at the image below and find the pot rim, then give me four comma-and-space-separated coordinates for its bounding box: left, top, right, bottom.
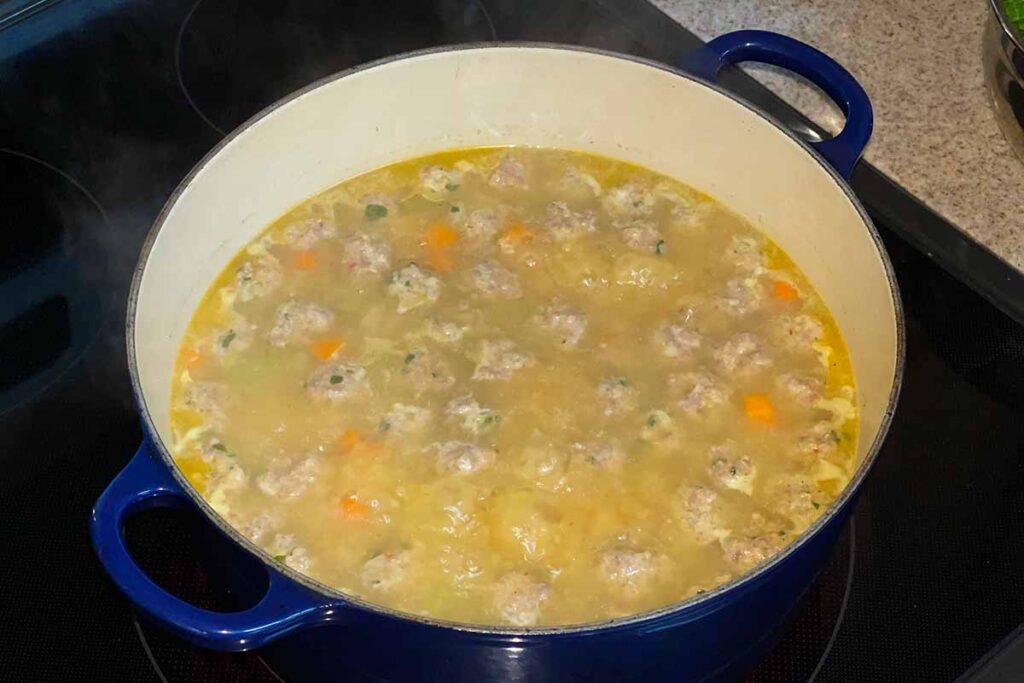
125, 41, 906, 636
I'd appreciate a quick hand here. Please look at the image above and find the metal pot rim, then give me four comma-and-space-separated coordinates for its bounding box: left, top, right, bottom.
124, 42, 906, 636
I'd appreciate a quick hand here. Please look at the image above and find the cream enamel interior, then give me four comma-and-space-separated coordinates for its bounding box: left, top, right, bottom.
133, 46, 897, 491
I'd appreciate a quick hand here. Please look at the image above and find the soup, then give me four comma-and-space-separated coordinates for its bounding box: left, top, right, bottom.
169, 148, 856, 627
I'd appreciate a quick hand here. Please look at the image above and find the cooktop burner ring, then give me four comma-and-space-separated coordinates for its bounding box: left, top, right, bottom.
807, 515, 857, 682
174, 0, 498, 137
0, 148, 110, 415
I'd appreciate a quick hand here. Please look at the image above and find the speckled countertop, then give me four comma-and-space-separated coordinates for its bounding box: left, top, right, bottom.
652, 0, 1024, 273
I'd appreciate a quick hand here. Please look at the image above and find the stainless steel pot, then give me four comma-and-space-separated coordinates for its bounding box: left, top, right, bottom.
985, 0, 1024, 162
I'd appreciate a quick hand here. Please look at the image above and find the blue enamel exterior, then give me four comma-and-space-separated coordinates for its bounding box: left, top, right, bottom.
91, 31, 881, 681
683, 30, 874, 179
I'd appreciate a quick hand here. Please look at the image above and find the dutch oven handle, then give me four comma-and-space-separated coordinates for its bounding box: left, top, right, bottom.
90, 441, 339, 651
683, 30, 873, 179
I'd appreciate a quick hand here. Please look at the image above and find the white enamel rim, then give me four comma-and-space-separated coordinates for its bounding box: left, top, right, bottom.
125, 42, 905, 636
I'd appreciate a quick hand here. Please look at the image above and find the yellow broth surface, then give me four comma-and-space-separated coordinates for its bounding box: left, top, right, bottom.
170, 148, 857, 627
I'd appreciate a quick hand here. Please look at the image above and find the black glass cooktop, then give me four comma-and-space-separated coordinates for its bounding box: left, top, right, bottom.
1, 1, 1022, 681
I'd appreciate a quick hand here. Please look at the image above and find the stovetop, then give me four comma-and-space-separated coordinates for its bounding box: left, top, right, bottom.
1, 1, 1022, 681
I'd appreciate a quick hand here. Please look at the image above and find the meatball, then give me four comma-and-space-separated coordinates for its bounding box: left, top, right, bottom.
775, 314, 824, 348
493, 572, 550, 626
380, 403, 432, 436
601, 183, 656, 218
362, 549, 412, 590
768, 475, 830, 526
597, 377, 636, 417
599, 548, 660, 593
714, 333, 772, 374
656, 322, 702, 359
445, 395, 500, 434
619, 222, 664, 253
425, 318, 468, 345
465, 209, 500, 239
777, 373, 824, 405
488, 156, 527, 189
672, 371, 729, 414
305, 363, 368, 401
709, 445, 757, 495
472, 339, 534, 381
267, 534, 312, 572
235, 255, 282, 302
433, 441, 496, 476
257, 457, 319, 500
797, 422, 840, 460
198, 440, 247, 512
560, 165, 602, 197
420, 164, 461, 194
388, 263, 441, 314
721, 533, 783, 572
543, 201, 597, 242
342, 233, 391, 276
231, 511, 279, 544
726, 234, 765, 272
713, 277, 764, 317
267, 301, 334, 347
181, 381, 227, 421
538, 301, 588, 348
468, 261, 521, 298
282, 217, 335, 249
402, 348, 455, 394
574, 441, 626, 471
675, 485, 730, 544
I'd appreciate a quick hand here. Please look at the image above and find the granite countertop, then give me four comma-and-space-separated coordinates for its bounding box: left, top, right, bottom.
652, 0, 1024, 273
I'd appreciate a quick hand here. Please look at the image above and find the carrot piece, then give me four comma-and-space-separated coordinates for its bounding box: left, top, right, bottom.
426, 223, 459, 272
311, 337, 345, 360
773, 280, 799, 301
426, 223, 460, 249
181, 348, 203, 370
744, 394, 776, 424
293, 249, 318, 270
337, 429, 361, 453
500, 223, 533, 246
340, 495, 371, 520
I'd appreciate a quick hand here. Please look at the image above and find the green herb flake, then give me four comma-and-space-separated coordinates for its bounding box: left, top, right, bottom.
812, 501, 821, 509
364, 204, 388, 221
646, 414, 658, 427
618, 378, 629, 387
829, 430, 841, 443
220, 330, 237, 348
329, 374, 344, 385
729, 466, 737, 476
404, 352, 417, 364
445, 181, 460, 191
450, 205, 461, 213
778, 530, 787, 537
654, 240, 666, 255
273, 554, 287, 563
379, 420, 391, 432
211, 443, 227, 452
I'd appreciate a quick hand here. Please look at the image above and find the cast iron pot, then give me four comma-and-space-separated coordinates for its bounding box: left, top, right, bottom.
92, 31, 904, 682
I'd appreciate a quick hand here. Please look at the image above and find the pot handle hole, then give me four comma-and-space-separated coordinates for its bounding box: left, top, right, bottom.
682, 29, 873, 179
90, 441, 339, 651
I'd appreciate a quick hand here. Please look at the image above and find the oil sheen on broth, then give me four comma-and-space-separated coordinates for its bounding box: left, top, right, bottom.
170, 148, 857, 627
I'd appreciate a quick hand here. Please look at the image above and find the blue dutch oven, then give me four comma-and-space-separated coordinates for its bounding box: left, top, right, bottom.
92, 31, 904, 681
